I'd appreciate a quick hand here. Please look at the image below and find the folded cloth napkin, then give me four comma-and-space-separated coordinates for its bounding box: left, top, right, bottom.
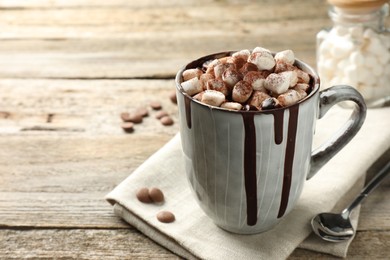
106, 107, 390, 259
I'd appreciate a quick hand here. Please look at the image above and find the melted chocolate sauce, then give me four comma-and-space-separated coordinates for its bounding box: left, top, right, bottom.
242, 113, 258, 226
277, 106, 299, 218
273, 109, 284, 145
184, 96, 192, 129
241, 106, 300, 225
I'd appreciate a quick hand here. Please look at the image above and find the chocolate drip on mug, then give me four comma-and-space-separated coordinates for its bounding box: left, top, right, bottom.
184, 96, 192, 129
242, 113, 258, 226
277, 106, 299, 218
273, 110, 284, 145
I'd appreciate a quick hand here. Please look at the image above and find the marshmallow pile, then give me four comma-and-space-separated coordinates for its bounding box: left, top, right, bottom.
317, 26, 390, 101
180, 47, 311, 111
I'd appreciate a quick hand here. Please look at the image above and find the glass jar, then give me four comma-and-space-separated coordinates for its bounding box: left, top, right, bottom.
317, 1, 390, 107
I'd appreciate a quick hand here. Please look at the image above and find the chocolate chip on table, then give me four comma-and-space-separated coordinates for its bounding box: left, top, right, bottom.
128, 113, 143, 124
0, 111, 11, 119
149, 187, 164, 203
149, 101, 162, 110
156, 210, 175, 223
136, 187, 152, 203
160, 116, 174, 126
120, 112, 131, 122
155, 110, 168, 119
169, 91, 177, 104
121, 111, 143, 123
121, 122, 134, 133
136, 107, 149, 117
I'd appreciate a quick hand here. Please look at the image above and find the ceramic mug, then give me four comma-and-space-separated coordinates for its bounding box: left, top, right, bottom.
175, 51, 367, 234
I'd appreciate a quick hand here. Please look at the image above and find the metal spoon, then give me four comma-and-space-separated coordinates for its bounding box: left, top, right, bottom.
311, 160, 390, 242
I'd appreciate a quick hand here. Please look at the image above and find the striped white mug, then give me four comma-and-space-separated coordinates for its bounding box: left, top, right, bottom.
175, 51, 367, 234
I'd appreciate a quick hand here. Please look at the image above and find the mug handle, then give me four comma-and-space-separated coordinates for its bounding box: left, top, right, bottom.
307, 85, 367, 180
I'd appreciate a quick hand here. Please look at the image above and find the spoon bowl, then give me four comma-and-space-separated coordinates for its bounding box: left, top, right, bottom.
311, 212, 354, 242
311, 160, 390, 242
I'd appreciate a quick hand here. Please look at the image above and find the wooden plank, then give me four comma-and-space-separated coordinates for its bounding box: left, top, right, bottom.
0, 0, 322, 9
0, 2, 329, 78
0, 192, 129, 229
359, 149, 390, 230
0, 2, 329, 41
0, 33, 319, 79
0, 3, 327, 27
0, 229, 388, 259
0, 134, 173, 228
0, 229, 180, 259
291, 230, 390, 259
359, 176, 390, 230
0, 79, 179, 134
0, 22, 321, 78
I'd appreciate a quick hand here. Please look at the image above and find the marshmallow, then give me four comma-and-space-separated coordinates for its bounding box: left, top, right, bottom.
222, 68, 242, 89
364, 55, 377, 69
275, 50, 295, 65
181, 77, 203, 96
227, 56, 246, 70
349, 26, 364, 39
182, 68, 203, 81
264, 73, 290, 94
200, 73, 215, 90
206, 78, 230, 96
371, 63, 383, 77
277, 89, 302, 106
232, 49, 251, 61
274, 61, 296, 73
349, 51, 365, 65
366, 37, 386, 57
247, 91, 271, 109
214, 63, 235, 79
280, 70, 298, 87
295, 83, 310, 92
221, 102, 243, 110
294, 87, 308, 99
252, 46, 271, 53
330, 37, 354, 59
378, 50, 390, 65
232, 80, 253, 103
193, 91, 204, 101
239, 62, 259, 75
201, 90, 225, 107
248, 51, 276, 71
205, 59, 222, 75
251, 78, 267, 92
218, 56, 230, 64
317, 30, 328, 41
296, 69, 310, 84
243, 71, 267, 91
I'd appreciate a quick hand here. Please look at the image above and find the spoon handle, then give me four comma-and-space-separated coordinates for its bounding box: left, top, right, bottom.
343, 160, 390, 217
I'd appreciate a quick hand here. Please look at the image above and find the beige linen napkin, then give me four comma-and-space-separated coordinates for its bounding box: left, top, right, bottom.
106, 107, 390, 259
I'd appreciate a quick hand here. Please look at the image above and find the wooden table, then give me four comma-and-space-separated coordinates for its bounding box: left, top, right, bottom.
1, 0, 389, 259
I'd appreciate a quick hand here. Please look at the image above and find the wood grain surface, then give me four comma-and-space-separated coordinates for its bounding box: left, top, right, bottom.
0, 0, 389, 259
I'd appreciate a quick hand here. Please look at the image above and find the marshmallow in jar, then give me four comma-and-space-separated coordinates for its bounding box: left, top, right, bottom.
317, 0, 390, 106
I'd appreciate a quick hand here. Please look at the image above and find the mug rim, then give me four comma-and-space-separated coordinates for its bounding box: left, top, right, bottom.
175, 50, 321, 114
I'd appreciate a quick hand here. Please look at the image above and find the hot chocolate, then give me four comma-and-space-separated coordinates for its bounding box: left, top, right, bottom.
180, 47, 312, 111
